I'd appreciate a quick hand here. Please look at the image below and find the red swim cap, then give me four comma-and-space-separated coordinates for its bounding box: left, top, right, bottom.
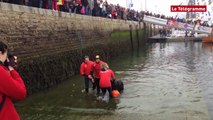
112, 90, 120, 97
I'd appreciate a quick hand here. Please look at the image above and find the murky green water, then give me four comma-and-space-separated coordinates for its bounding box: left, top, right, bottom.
16, 42, 213, 120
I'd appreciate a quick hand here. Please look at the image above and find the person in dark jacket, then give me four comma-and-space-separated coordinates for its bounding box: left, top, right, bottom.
76, 0, 82, 14
0, 41, 27, 120
81, 0, 88, 15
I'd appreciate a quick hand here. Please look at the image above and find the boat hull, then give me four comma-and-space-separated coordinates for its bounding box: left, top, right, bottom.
202, 37, 213, 43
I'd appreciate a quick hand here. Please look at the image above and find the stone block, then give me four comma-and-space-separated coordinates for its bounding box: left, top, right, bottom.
0, 2, 12, 12
38, 8, 46, 15
31, 7, 39, 14
46, 9, 53, 16
21, 6, 32, 14
52, 10, 59, 17
11, 4, 22, 13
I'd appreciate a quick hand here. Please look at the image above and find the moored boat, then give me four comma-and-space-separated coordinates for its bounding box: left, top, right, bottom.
202, 37, 213, 43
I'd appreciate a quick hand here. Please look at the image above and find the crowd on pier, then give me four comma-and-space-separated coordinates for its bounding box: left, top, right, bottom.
1, 0, 212, 26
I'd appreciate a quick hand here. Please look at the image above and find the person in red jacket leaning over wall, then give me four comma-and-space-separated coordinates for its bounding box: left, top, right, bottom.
80, 56, 95, 94
99, 63, 115, 98
0, 41, 27, 120
92, 55, 104, 95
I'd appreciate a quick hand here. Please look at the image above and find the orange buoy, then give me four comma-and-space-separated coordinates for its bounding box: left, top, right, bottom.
112, 90, 120, 97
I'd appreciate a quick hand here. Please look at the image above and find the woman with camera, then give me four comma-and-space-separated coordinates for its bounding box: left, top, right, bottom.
0, 41, 26, 120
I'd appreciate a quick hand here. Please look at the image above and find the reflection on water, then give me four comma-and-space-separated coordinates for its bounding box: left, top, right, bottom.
17, 42, 213, 120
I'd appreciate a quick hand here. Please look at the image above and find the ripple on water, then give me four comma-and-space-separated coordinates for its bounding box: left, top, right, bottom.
17, 42, 213, 120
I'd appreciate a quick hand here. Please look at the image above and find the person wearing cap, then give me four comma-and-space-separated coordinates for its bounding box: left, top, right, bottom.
92, 55, 104, 95
80, 56, 94, 94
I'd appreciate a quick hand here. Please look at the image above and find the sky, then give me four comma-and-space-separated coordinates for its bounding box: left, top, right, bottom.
107, 0, 188, 17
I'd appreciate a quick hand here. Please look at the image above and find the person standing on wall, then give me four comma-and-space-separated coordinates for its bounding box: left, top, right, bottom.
92, 55, 104, 95
52, 0, 58, 10
0, 41, 27, 120
57, 0, 65, 11
81, 0, 88, 15
87, 0, 94, 16
80, 56, 95, 94
76, 0, 82, 14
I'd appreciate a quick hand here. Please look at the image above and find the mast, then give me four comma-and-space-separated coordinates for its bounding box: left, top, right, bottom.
186, 0, 196, 19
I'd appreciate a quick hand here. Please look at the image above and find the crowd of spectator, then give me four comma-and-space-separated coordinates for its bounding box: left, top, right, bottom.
0, 0, 143, 21
0, 0, 212, 27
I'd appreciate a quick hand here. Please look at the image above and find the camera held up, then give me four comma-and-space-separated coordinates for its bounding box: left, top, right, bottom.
4, 54, 18, 69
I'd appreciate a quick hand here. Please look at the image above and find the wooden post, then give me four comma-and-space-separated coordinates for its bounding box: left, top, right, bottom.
149, 24, 152, 37
129, 25, 133, 50
147, 23, 149, 38
136, 25, 139, 49
143, 22, 147, 43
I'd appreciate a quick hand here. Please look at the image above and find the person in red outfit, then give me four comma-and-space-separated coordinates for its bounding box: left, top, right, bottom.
99, 63, 115, 98
80, 56, 94, 94
76, 0, 82, 14
0, 41, 27, 120
92, 55, 104, 95
112, 9, 117, 19
76, 0, 82, 5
